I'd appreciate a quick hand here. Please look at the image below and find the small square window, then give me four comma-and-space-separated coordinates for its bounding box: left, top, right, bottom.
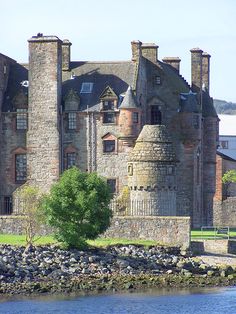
128, 163, 133, 176
68, 112, 77, 130
219, 141, 228, 149
132, 112, 139, 123
155, 76, 161, 85
107, 179, 116, 194
103, 140, 115, 153
80, 82, 93, 93
103, 112, 115, 124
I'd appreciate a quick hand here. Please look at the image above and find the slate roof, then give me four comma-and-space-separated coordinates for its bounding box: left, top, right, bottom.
119, 86, 139, 109
3, 63, 28, 112
179, 91, 200, 113
202, 91, 218, 117
217, 151, 236, 162
62, 61, 136, 112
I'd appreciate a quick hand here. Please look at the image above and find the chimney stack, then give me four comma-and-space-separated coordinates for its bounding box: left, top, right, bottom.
141, 43, 159, 63
62, 39, 72, 71
202, 52, 211, 93
190, 48, 203, 92
162, 57, 181, 73
131, 40, 142, 62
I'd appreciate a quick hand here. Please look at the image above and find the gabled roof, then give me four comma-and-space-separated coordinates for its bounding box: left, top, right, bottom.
100, 86, 118, 99
119, 86, 138, 109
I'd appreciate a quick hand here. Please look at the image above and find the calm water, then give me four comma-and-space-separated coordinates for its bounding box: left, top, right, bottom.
0, 287, 236, 314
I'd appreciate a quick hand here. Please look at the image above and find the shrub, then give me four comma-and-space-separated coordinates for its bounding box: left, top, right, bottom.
42, 167, 112, 248
15, 185, 44, 247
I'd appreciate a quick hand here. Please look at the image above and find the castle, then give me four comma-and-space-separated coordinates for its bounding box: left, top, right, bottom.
0, 34, 218, 228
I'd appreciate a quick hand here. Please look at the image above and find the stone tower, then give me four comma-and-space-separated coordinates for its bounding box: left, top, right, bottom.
128, 125, 177, 216
27, 34, 62, 192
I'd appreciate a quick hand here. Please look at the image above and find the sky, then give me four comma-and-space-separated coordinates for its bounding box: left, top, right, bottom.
1, 0, 236, 102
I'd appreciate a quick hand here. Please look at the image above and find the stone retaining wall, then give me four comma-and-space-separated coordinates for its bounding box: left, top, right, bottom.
213, 198, 236, 227
104, 216, 190, 248
0, 216, 52, 235
191, 239, 236, 255
0, 215, 190, 248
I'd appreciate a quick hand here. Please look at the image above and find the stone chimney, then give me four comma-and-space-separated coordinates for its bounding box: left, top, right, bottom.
27, 34, 62, 192
141, 43, 159, 63
162, 57, 181, 73
131, 40, 142, 62
62, 39, 72, 71
202, 52, 211, 93
190, 48, 203, 92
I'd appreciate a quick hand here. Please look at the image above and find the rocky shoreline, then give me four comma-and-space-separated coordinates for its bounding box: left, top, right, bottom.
0, 244, 236, 295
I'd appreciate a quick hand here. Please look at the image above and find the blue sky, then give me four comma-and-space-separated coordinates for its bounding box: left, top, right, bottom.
1, 0, 236, 102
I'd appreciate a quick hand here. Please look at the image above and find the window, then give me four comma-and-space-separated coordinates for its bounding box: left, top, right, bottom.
68, 112, 76, 130
193, 115, 199, 129
132, 112, 139, 123
151, 106, 162, 125
219, 141, 228, 149
107, 179, 116, 194
128, 163, 133, 176
103, 140, 115, 153
103, 100, 114, 110
167, 166, 175, 175
103, 112, 115, 124
16, 109, 27, 130
3, 64, 7, 75
155, 76, 161, 85
66, 152, 76, 169
3, 196, 12, 215
15, 154, 27, 182
80, 82, 93, 93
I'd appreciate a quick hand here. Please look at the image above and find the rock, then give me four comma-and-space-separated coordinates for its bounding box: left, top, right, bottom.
207, 270, 214, 277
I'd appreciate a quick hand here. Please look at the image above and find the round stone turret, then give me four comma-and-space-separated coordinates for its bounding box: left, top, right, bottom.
128, 125, 177, 216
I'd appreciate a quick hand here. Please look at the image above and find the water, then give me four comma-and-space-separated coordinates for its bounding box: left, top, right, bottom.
0, 287, 236, 314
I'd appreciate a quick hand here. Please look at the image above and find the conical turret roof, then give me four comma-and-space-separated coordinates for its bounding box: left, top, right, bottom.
119, 86, 139, 109
129, 125, 177, 162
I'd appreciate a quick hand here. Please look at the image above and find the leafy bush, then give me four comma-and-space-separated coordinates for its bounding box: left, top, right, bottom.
15, 185, 44, 247
42, 168, 112, 248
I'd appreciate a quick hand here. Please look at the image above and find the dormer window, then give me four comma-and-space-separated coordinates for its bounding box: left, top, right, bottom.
103, 100, 114, 111
80, 82, 93, 94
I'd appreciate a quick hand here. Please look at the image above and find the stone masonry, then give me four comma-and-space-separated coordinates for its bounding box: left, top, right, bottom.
0, 34, 218, 228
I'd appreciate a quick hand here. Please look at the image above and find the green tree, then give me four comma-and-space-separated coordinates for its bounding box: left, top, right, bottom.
42, 167, 112, 248
15, 185, 44, 247
222, 169, 236, 197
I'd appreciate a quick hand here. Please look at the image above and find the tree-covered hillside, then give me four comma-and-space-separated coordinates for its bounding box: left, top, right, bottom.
213, 99, 236, 115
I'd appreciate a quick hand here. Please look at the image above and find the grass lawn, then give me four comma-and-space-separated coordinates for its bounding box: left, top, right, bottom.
0, 229, 236, 247
191, 228, 236, 239
0, 234, 159, 247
